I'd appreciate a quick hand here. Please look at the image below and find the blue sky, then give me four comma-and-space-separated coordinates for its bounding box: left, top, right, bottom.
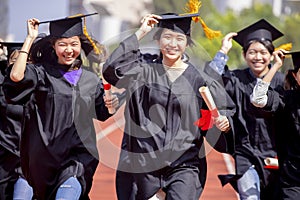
8, 0, 68, 41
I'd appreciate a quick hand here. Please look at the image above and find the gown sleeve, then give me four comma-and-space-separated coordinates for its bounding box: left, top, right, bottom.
102, 34, 143, 88
3, 64, 39, 105
204, 51, 237, 98
251, 78, 284, 112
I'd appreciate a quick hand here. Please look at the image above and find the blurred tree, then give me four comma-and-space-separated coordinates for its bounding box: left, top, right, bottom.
198, 2, 289, 69
152, 0, 182, 14
152, 0, 299, 71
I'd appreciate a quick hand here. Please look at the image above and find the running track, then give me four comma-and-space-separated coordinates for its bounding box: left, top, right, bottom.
90, 105, 239, 199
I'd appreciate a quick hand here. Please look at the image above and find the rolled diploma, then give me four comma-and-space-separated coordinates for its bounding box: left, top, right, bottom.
199, 86, 219, 117
102, 78, 116, 114
264, 157, 279, 167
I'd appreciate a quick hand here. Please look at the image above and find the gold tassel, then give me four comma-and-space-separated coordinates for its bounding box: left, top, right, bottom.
184, 0, 222, 40
68, 14, 101, 55
185, 0, 201, 12
82, 17, 101, 55
275, 43, 292, 51
199, 18, 222, 40
184, 0, 201, 23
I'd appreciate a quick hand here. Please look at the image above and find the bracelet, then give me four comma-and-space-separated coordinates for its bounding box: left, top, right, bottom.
19, 50, 29, 55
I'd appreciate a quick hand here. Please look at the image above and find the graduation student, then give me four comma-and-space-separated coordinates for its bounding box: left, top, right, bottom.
251, 51, 300, 200
102, 10, 236, 199
0, 42, 33, 199
205, 19, 286, 199
3, 14, 121, 200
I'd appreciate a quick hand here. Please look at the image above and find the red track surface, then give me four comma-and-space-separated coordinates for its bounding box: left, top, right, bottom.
90, 106, 238, 199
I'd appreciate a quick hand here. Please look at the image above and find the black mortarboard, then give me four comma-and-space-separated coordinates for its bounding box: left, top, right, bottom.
233, 19, 283, 47
286, 51, 300, 71
39, 13, 98, 38
157, 13, 199, 36
0, 42, 23, 58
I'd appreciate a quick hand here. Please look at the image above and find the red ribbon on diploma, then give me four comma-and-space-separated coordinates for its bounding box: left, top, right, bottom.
194, 108, 219, 130
103, 83, 111, 90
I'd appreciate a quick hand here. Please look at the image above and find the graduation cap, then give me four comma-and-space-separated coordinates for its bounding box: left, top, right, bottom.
39, 12, 98, 38
285, 51, 300, 71
39, 13, 101, 55
158, 13, 199, 37
155, 0, 222, 40
233, 19, 283, 47
0, 42, 23, 59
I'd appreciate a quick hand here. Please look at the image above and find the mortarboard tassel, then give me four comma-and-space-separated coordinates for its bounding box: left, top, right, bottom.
275, 43, 292, 52
68, 13, 101, 55
198, 18, 222, 40
82, 17, 101, 55
184, 0, 222, 40
185, 0, 202, 17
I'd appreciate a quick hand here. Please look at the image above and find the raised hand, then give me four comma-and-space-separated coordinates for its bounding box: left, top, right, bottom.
220, 32, 237, 55
27, 18, 40, 40
135, 14, 162, 40
272, 49, 286, 71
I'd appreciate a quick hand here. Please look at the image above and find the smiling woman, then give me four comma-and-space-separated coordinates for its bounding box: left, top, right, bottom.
159, 29, 188, 67
205, 19, 285, 200
3, 13, 123, 200
102, 10, 236, 200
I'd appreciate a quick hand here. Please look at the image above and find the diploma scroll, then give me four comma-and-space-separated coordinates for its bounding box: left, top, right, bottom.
264, 157, 279, 167
199, 86, 219, 118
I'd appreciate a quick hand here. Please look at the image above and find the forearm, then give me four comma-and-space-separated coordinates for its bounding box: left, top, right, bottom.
10, 36, 35, 82
102, 34, 141, 87
262, 63, 281, 83
208, 51, 229, 75
135, 29, 148, 41
251, 63, 281, 107
250, 78, 270, 108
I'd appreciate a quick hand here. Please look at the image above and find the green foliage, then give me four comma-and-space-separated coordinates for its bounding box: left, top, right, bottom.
284, 14, 300, 50
152, 0, 299, 71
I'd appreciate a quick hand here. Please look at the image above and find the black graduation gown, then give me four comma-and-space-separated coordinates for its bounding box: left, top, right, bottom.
0, 70, 23, 199
0, 70, 23, 157
264, 90, 300, 200
3, 63, 112, 200
102, 34, 236, 198
205, 64, 284, 195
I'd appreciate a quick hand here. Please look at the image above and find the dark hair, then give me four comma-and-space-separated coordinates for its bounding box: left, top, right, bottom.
242, 39, 275, 55
81, 36, 108, 64
284, 69, 300, 90
153, 28, 195, 46
29, 34, 54, 64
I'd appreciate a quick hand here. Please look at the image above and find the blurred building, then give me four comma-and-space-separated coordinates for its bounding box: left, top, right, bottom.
4, 0, 299, 43
81, 0, 154, 44
282, 0, 300, 15
55, 0, 300, 44
0, 0, 9, 39
212, 0, 252, 13
212, 0, 300, 16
